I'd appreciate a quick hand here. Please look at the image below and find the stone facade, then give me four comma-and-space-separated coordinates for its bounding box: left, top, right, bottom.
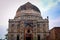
8, 2, 49, 40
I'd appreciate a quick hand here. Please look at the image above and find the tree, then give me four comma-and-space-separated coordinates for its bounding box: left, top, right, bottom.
5, 34, 8, 40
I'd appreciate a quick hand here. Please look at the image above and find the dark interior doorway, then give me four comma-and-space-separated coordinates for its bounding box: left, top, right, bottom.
38, 35, 40, 40
17, 35, 19, 40
26, 37, 31, 40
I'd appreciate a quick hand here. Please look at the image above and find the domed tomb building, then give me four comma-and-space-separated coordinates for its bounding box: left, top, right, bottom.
8, 2, 49, 40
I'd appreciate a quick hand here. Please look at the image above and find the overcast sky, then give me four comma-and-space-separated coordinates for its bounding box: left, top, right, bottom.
0, 0, 60, 39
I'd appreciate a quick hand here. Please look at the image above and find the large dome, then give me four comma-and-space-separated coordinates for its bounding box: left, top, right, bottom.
17, 2, 40, 12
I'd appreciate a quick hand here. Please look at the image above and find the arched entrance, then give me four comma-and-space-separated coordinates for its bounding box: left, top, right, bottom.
38, 35, 40, 40
24, 27, 33, 40
17, 35, 19, 40
25, 34, 32, 40
26, 36, 31, 40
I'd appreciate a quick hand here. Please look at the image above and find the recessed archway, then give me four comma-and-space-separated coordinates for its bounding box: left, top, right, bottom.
38, 35, 40, 40
17, 35, 19, 40
25, 34, 32, 40
26, 37, 31, 40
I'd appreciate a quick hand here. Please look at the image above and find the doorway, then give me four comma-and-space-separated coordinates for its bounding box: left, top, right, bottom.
17, 35, 19, 40
26, 37, 31, 40
25, 34, 32, 40
38, 35, 40, 40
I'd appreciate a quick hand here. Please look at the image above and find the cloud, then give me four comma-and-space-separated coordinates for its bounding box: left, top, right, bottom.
49, 16, 60, 29
43, 1, 60, 29
34, 0, 59, 16
46, 2, 60, 19
40, 0, 57, 8
58, 0, 60, 2
0, 25, 7, 39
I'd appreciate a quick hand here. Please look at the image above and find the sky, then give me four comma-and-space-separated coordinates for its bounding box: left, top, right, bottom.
0, 0, 60, 39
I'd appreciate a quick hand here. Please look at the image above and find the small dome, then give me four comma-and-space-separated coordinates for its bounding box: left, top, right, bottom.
17, 2, 40, 12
